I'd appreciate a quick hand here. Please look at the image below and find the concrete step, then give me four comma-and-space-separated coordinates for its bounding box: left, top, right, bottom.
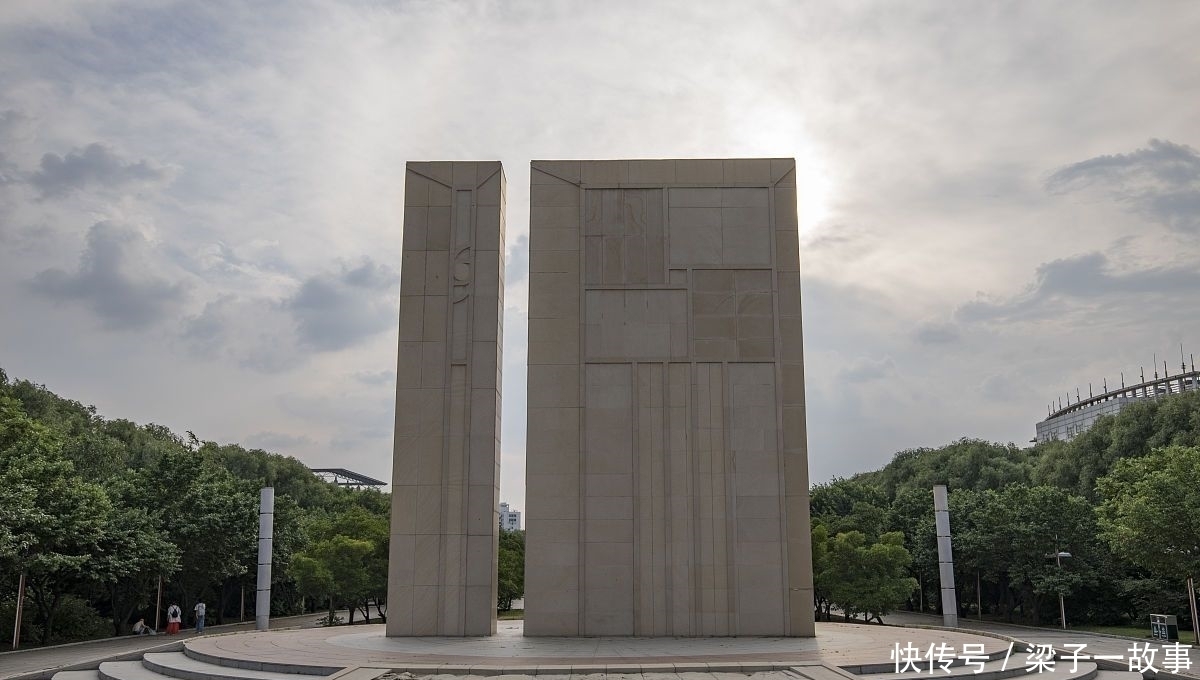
864, 656, 1097, 680
98, 661, 166, 680
1092, 673, 1144, 680
842, 645, 1012, 675
181, 645, 341, 675
142, 653, 329, 680
52, 672, 101, 680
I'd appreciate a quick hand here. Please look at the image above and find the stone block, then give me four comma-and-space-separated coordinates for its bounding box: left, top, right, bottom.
723, 158, 772, 184
532, 160, 582, 184
389, 162, 504, 637
531, 183, 581, 207
581, 160, 628, 185
675, 159, 724, 184
627, 159, 676, 184
525, 159, 811, 637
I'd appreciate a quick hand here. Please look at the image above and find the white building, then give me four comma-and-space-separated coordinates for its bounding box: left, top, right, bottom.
499, 502, 522, 531
1036, 368, 1199, 443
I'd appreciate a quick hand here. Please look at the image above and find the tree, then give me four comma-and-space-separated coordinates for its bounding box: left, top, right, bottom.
816, 529, 917, 622
291, 553, 334, 619
498, 529, 524, 611
90, 506, 179, 636
888, 488, 936, 612
1098, 445, 1200, 581
953, 485, 1100, 624
0, 397, 112, 644
326, 506, 388, 622
0, 368, 393, 644
811, 521, 833, 620
292, 536, 375, 622
112, 450, 258, 620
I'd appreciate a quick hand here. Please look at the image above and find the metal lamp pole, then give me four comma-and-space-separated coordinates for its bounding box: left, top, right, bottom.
1051, 536, 1072, 630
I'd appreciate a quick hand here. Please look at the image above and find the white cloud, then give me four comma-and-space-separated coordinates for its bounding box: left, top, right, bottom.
1, 1, 1198, 501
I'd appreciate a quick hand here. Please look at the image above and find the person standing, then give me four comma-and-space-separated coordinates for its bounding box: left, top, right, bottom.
166, 603, 182, 635
193, 601, 206, 634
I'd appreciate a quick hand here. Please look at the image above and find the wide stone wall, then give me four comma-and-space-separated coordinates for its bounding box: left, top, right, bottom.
525, 159, 814, 636
387, 161, 504, 637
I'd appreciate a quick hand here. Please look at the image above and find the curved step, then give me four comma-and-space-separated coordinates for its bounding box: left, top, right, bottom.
180, 645, 340, 676
98, 661, 165, 680
143, 653, 330, 680
52, 672, 101, 680
863, 658, 1097, 680
843, 645, 1013, 675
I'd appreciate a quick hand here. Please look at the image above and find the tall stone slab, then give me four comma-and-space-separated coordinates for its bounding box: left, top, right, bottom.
525, 159, 814, 637
388, 161, 504, 637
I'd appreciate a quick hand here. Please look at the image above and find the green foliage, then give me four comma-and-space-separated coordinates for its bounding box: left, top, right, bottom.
0, 369, 391, 645
498, 529, 524, 611
811, 478, 888, 538
811, 390, 1200, 628
813, 526, 916, 622
866, 439, 1033, 498
292, 503, 389, 623
1, 397, 115, 643
1036, 392, 1200, 500
1097, 445, 1200, 580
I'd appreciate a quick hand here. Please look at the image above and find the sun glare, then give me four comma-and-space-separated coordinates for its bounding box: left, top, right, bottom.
736, 105, 834, 236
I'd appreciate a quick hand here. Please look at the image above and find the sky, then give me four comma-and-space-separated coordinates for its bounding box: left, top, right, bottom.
1, 1, 1198, 516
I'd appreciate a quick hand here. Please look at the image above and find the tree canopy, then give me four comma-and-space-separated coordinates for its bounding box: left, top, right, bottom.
811, 390, 1200, 628
0, 370, 392, 646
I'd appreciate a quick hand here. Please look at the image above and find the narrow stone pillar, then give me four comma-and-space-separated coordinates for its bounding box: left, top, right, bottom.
933, 484, 958, 627
388, 162, 505, 636
256, 486, 274, 631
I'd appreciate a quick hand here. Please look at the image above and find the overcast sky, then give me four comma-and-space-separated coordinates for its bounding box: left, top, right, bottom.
2, 1, 1198, 514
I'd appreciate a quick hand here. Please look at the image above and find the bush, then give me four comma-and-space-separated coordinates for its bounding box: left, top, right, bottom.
0, 598, 43, 647
314, 612, 344, 627
50, 596, 110, 642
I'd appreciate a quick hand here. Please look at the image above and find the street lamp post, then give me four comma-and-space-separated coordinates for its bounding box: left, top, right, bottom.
1050, 536, 1072, 630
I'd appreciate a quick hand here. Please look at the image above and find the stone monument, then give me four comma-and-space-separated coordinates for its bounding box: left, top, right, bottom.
524, 159, 814, 636
387, 161, 505, 636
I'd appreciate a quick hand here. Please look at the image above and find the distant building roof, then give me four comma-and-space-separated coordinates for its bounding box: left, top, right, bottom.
1036, 367, 1199, 444
311, 468, 386, 487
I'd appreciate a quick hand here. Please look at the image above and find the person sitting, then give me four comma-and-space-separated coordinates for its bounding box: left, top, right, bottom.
132, 618, 157, 635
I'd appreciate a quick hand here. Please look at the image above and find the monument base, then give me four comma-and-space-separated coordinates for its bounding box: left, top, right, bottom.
169, 620, 1019, 676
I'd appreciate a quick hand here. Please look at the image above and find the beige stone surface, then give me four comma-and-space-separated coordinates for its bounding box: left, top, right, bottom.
183, 620, 1012, 672
388, 161, 505, 637
525, 159, 814, 636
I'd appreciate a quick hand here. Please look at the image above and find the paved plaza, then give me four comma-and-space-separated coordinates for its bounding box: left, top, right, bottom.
183, 620, 1005, 671
11, 615, 1194, 680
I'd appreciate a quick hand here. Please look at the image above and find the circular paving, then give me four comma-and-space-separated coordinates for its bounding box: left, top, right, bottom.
186, 620, 1007, 671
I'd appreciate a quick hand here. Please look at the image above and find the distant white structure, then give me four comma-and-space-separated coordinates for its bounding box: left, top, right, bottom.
499, 502, 522, 531
1036, 360, 1199, 444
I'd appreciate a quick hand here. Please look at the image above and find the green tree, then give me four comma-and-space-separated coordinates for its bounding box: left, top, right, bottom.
0, 367, 392, 643
1098, 445, 1200, 581
888, 488, 936, 612
498, 529, 524, 611
328, 506, 388, 622
0, 397, 112, 644
818, 529, 917, 622
292, 536, 375, 622
810, 521, 833, 620
91, 506, 179, 636
112, 450, 258, 619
